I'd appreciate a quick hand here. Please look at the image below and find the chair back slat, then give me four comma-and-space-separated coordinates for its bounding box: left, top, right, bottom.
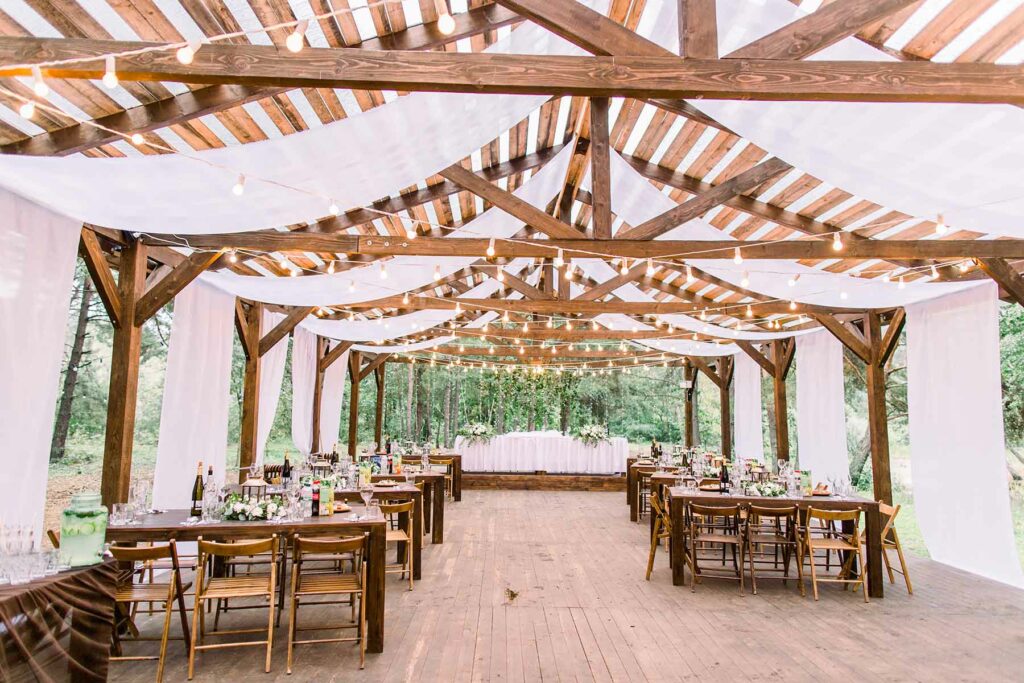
110, 541, 178, 564
198, 536, 277, 558
380, 500, 415, 515
294, 533, 367, 557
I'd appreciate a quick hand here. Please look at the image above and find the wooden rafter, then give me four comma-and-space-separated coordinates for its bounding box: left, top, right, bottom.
473, 266, 554, 300
4, 38, 1023, 104
319, 340, 354, 372
235, 299, 257, 360
615, 157, 793, 240
258, 305, 314, 357
811, 313, 871, 363
573, 262, 648, 301
879, 308, 906, 366
133, 249, 223, 325
978, 258, 1024, 307
589, 97, 612, 239
78, 228, 122, 327
359, 353, 392, 382
678, 0, 718, 58
735, 340, 775, 376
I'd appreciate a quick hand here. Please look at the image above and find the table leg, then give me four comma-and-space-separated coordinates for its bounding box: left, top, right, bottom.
413, 493, 423, 579
864, 505, 884, 599
432, 480, 445, 545
670, 496, 686, 587
422, 480, 433, 535
629, 473, 638, 523
454, 462, 462, 502
366, 525, 385, 653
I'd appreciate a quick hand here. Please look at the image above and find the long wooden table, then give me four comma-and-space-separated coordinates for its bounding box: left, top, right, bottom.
373, 472, 445, 544
432, 453, 463, 501
335, 483, 424, 580
107, 510, 390, 652
666, 487, 885, 598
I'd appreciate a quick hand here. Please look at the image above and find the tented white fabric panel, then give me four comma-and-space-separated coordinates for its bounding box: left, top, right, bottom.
733, 352, 765, 462
200, 144, 572, 307
0, 189, 79, 534
318, 343, 350, 454
665, 0, 1024, 238
906, 283, 1024, 587
152, 281, 235, 509
255, 312, 287, 466
290, 327, 317, 456
795, 330, 849, 485
0, 5, 600, 234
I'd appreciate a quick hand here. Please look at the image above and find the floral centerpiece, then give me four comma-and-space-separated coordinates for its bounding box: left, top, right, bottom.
574, 424, 609, 447
750, 481, 786, 498
221, 493, 286, 521
458, 422, 495, 446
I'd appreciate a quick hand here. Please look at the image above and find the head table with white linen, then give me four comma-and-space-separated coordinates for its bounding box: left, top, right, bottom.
454, 431, 629, 474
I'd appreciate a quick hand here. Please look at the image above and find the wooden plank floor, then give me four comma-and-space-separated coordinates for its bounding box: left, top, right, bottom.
113, 490, 1024, 682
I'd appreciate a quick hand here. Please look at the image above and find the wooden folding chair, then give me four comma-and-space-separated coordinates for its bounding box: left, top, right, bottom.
801, 508, 867, 602
188, 536, 279, 679
380, 501, 415, 590
428, 457, 455, 499
687, 502, 747, 594
746, 505, 804, 596
857, 501, 913, 595
108, 541, 191, 683
287, 534, 369, 673
646, 489, 689, 581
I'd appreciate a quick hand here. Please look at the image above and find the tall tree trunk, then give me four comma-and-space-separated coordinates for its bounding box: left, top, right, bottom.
50, 278, 93, 462
560, 390, 570, 434
442, 374, 452, 448
450, 374, 461, 446
849, 426, 872, 486
527, 384, 536, 431
496, 385, 506, 434
415, 365, 427, 442
405, 364, 414, 440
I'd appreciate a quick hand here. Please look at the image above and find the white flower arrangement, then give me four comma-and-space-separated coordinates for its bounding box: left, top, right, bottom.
575, 424, 609, 447
750, 481, 786, 498
458, 422, 495, 446
222, 494, 287, 522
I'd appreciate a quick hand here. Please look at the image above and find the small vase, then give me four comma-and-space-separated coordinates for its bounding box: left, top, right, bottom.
59, 492, 109, 567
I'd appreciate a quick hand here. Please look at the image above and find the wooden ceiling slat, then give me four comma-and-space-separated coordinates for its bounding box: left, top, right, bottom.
901, 0, 998, 59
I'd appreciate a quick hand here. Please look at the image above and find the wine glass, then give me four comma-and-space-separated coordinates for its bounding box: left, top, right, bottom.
359, 484, 374, 519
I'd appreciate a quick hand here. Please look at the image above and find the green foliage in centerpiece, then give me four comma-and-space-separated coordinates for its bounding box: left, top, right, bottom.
222, 493, 287, 521
574, 424, 609, 447
458, 422, 495, 446
750, 481, 786, 497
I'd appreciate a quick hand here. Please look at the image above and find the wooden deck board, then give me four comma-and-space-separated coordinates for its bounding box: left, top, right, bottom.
111, 490, 1024, 682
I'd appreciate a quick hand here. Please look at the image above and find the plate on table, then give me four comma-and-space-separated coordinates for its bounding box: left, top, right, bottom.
698, 484, 721, 492
812, 490, 832, 497
376, 480, 399, 487
334, 502, 351, 513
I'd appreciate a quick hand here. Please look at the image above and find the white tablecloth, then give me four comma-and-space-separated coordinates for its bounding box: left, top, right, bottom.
454, 431, 629, 474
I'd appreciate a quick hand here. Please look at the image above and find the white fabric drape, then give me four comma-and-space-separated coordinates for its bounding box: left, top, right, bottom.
290, 327, 317, 456
906, 283, 1024, 587
455, 431, 629, 474
795, 330, 849, 485
318, 343, 350, 454
152, 281, 235, 509
733, 352, 765, 462
255, 312, 287, 466
0, 189, 79, 533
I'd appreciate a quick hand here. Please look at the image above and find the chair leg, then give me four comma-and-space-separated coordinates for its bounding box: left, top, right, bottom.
265, 590, 275, 673
882, 546, 896, 584
286, 595, 298, 675
795, 537, 806, 597
747, 536, 757, 596
893, 535, 914, 595
407, 539, 414, 591
359, 592, 367, 669
187, 596, 201, 680
645, 519, 661, 581
154, 589, 174, 683
808, 544, 820, 601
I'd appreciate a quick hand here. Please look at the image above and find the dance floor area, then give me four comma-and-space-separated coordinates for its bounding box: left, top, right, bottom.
112, 490, 1024, 682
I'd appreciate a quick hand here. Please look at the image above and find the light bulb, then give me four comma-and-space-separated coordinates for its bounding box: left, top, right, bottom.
832, 232, 843, 251
486, 237, 495, 257
502, 311, 510, 322
130, 133, 144, 145
787, 274, 799, 287
278, 256, 288, 269
646, 259, 655, 277
328, 201, 340, 216
380, 263, 388, 280
327, 261, 335, 274
406, 227, 417, 240
402, 292, 410, 305
566, 320, 573, 330
935, 213, 947, 236
437, 12, 457, 36
686, 265, 694, 284
496, 266, 505, 282
958, 260, 970, 273
19, 101, 34, 119
930, 264, 939, 278
790, 300, 797, 310
746, 305, 753, 318
286, 19, 308, 53
740, 271, 749, 287
433, 264, 441, 281
102, 56, 118, 89
176, 40, 200, 65
699, 309, 707, 321
564, 264, 573, 280
619, 259, 629, 276
32, 66, 48, 96
882, 271, 890, 283
228, 249, 238, 264
551, 249, 564, 269
455, 302, 462, 314
523, 321, 529, 331
546, 319, 553, 328
733, 247, 743, 264
289, 268, 298, 277
232, 174, 245, 196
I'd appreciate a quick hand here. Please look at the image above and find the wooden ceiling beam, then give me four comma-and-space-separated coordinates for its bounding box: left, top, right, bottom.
4, 38, 1022, 104
589, 97, 612, 239
358, 352, 392, 381
879, 307, 906, 366
811, 312, 871, 362
148, 234, 1024, 260
79, 227, 123, 327
615, 157, 793, 240
430, 345, 663, 359
462, 327, 712, 341
339, 296, 822, 315
735, 340, 776, 376
134, 249, 223, 325
678, 0, 718, 58
235, 299, 257, 360
471, 265, 554, 300
319, 340, 354, 372
978, 258, 1024, 308
573, 262, 649, 301
258, 305, 314, 357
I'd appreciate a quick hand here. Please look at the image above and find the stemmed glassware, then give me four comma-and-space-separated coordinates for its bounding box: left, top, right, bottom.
359, 483, 374, 520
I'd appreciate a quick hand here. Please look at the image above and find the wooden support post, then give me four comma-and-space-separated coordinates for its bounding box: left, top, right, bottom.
237, 301, 262, 482
311, 336, 326, 454
589, 97, 612, 239
684, 363, 696, 448
374, 365, 386, 449
771, 340, 791, 462
718, 356, 733, 460
348, 351, 362, 457
865, 312, 894, 504
100, 240, 146, 508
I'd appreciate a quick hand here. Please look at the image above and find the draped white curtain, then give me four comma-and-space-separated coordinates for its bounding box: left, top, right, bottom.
0, 189, 79, 533
318, 344, 350, 454
255, 312, 287, 466
906, 283, 1024, 587
733, 353, 765, 462
290, 327, 317, 456
795, 330, 849, 485
152, 281, 235, 509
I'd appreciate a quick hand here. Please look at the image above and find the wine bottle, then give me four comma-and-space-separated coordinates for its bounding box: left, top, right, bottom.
282, 452, 292, 486
719, 462, 730, 494
311, 484, 320, 517
190, 461, 204, 516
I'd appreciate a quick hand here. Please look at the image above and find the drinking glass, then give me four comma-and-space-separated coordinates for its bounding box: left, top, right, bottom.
111, 504, 127, 526
359, 484, 374, 519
